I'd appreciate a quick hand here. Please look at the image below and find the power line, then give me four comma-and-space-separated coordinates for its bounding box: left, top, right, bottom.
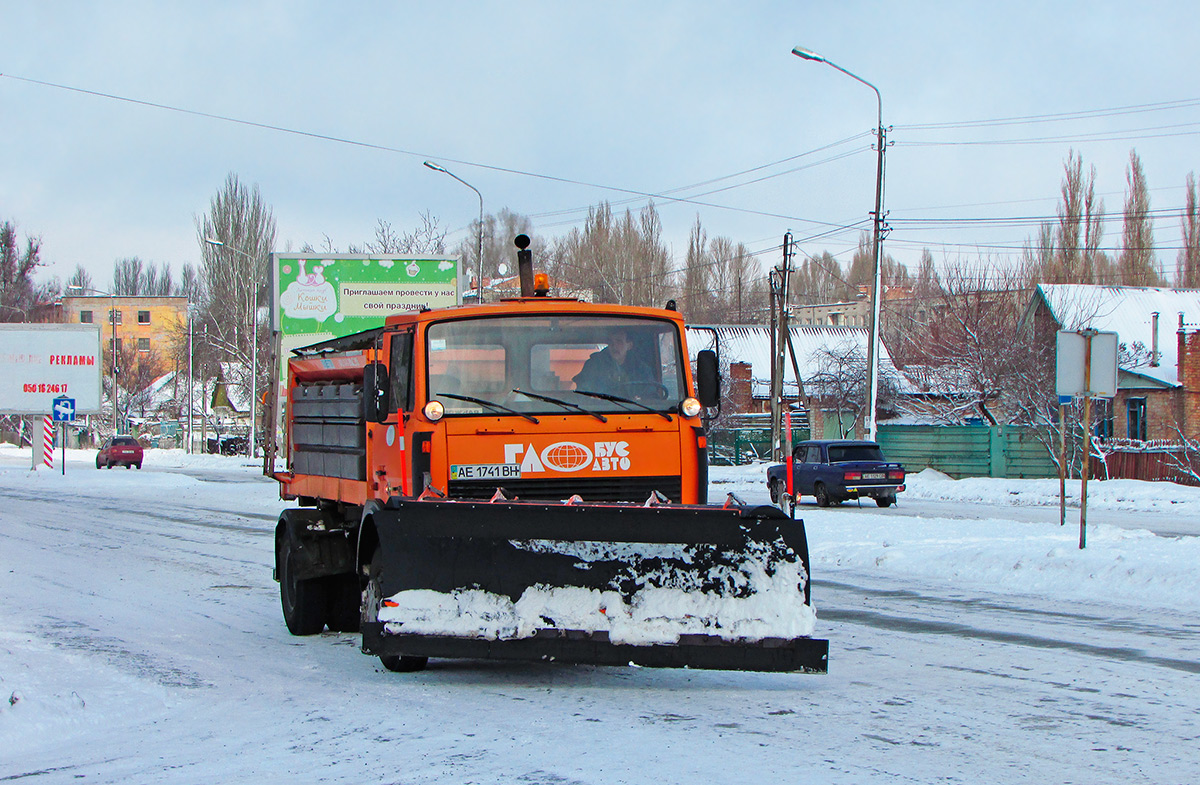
896, 97, 1200, 132
897, 121, 1200, 148
0, 71, 868, 231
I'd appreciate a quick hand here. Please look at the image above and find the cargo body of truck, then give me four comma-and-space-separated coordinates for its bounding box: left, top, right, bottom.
273, 243, 827, 673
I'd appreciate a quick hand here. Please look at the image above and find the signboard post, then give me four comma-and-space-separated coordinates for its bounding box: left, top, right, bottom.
52, 395, 76, 475
1055, 329, 1118, 549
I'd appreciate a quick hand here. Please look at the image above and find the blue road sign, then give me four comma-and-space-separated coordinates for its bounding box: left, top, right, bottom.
52, 396, 76, 422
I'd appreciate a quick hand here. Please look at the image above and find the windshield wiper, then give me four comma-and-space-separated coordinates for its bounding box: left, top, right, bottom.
575, 390, 673, 421
512, 389, 608, 422
435, 392, 539, 424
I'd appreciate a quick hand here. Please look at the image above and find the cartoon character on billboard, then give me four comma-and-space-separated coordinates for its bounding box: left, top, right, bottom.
280, 259, 338, 322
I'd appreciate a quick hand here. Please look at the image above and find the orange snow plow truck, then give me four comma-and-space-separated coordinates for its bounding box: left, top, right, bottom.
273, 237, 828, 674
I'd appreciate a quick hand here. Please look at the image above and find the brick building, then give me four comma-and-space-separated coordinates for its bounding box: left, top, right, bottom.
59, 295, 188, 380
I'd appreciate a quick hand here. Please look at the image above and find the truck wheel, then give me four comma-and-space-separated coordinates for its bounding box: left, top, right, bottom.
768, 480, 779, 503
278, 536, 328, 635
363, 546, 428, 673
876, 495, 896, 508
325, 574, 362, 633
814, 483, 831, 508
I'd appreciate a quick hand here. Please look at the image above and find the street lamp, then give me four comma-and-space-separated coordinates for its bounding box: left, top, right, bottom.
66, 284, 119, 435
205, 236, 260, 459
424, 161, 485, 304
792, 44, 888, 441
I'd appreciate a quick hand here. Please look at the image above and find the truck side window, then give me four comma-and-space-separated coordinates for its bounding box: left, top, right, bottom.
389, 331, 414, 413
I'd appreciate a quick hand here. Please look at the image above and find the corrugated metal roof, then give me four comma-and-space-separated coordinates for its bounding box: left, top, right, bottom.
686, 324, 905, 398
1037, 285, 1200, 388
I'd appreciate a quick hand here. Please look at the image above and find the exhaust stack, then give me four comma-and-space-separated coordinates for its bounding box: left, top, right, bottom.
515, 234, 535, 297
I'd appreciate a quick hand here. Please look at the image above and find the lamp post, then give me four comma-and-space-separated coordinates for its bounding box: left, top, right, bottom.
424, 161, 484, 303
205, 237, 260, 459
66, 285, 119, 435
792, 45, 887, 441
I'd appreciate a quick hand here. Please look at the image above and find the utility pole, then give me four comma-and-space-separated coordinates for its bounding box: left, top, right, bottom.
769, 270, 780, 460
770, 232, 794, 461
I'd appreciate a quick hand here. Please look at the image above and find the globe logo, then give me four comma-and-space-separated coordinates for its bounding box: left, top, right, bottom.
541, 441, 593, 472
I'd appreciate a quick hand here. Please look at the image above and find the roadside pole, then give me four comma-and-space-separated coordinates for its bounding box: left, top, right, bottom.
1058, 396, 1068, 526
785, 409, 794, 518
1079, 331, 1094, 550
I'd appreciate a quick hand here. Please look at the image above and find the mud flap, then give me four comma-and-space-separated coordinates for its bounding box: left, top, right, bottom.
361, 498, 828, 673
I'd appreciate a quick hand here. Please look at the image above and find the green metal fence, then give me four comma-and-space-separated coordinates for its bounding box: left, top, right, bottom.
876, 424, 1060, 479
710, 422, 1062, 478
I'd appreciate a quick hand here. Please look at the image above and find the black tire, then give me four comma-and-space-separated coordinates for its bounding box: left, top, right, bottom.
768, 479, 780, 503
325, 574, 362, 633
125, 463, 132, 469
135, 463, 142, 470
363, 546, 428, 673
814, 482, 831, 507
278, 534, 328, 635
876, 495, 895, 508
96, 456, 102, 469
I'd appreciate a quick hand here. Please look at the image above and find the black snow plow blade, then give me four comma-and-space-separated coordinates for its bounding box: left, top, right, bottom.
361, 497, 828, 673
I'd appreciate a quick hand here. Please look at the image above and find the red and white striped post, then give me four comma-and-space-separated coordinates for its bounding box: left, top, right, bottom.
42, 416, 54, 470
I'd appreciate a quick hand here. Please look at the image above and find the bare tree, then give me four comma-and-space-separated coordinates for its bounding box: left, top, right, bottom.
681, 216, 713, 322
67, 264, 94, 294
793, 251, 853, 305
0, 220, 47, 322
112, 257, 178, 296
364, 212, 448, 256
889, 257, 1040, 425
1178, 172, 1200, 288
1119, 149, 1161, 286
195, 173, 277, 412
550, 201, 674, 308
710, 237, 763, 323
807, 340, 903, 438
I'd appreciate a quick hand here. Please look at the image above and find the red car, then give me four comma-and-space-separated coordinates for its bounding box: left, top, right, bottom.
96, 436, 143, 469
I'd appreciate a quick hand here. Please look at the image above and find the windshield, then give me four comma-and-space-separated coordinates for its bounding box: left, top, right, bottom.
425, 314, 686, 416
827, 444, 885, 463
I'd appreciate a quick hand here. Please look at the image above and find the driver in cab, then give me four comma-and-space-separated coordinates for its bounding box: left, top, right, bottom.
572, 329, 655, 396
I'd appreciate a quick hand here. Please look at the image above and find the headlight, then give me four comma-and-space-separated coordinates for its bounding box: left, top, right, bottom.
680, 397, 702, 418
423, 400, 445, 421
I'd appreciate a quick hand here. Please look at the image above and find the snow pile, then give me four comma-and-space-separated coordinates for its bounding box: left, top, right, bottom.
904, 467, 1200, 513
378, 543, 817, 645
380, 574, 816, 646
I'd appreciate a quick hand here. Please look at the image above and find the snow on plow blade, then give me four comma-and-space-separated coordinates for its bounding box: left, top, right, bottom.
360, 498, 829, 673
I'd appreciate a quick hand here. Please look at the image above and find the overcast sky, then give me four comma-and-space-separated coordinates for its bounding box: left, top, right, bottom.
2, 1, 1198, 290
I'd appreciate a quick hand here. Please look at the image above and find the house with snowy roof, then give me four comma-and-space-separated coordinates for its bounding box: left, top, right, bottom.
686, 324, 908, 438
1023, 284, 1200, 442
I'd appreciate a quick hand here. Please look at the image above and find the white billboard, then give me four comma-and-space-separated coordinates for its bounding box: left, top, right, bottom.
0, 324, 103, 414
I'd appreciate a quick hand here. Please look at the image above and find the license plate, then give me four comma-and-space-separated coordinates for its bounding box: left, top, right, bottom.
450, 463, 522, 481
863, 472, 886, 480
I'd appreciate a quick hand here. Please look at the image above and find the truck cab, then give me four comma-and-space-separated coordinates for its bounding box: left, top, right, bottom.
282, 299, 717, 508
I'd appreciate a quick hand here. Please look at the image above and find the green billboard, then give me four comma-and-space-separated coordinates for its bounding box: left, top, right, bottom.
270, 254, 460, 360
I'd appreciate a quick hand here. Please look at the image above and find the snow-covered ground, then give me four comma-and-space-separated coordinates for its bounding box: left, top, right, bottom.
2, 445, 1198, 783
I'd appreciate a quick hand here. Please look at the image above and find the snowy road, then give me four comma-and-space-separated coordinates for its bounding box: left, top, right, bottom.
2, 450, 1198, 783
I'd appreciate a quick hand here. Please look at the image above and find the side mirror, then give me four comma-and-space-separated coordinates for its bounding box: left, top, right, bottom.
696, 350, 720, 408
363, 362, 390, 423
